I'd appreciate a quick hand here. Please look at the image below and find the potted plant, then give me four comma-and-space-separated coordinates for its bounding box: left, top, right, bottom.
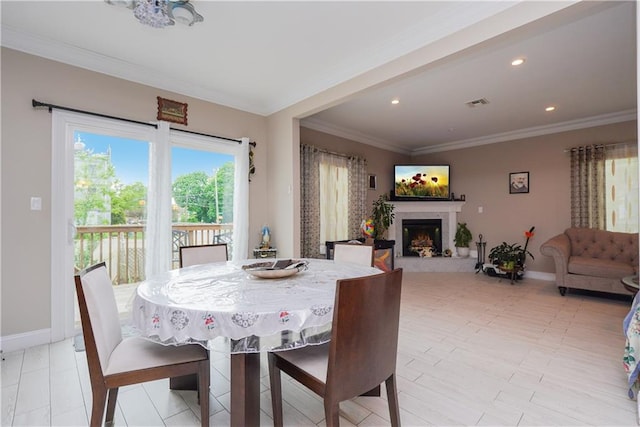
488, 227, 535, 270
371, 194, 395, 240
454, 222, 472, 257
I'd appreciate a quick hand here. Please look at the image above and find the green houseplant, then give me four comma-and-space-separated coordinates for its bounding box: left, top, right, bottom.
454, 222, 473, 257
371, 194, 395, 240
488, 227, 535, 270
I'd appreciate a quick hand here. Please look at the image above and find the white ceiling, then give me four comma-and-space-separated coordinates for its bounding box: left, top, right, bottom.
1, 1, 636, 155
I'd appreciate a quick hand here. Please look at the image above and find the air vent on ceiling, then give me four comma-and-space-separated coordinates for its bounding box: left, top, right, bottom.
465, 98, 490, 108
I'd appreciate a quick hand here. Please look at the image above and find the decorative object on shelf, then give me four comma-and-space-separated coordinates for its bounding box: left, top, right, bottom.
443, 248, 452, 257
105, 0, 204, 28
260, 225, 271, 249
460, 194, 466, 201
157, 97, 188, 125
509, 171, 529, 194
253, 248, 277, 259
371, 194, 395, 240
454, 222, 472, 257
360, 218, 375, 242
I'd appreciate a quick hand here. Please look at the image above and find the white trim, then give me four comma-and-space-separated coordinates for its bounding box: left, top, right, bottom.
301, 109, 637, 156
51, 111, 155, 342
523, 270, 555, 282
0, 329, 51, 353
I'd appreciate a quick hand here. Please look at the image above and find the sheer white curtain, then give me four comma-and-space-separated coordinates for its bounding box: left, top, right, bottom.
232, 137, 250, 261
605, 143, 638, 232
319, 155, 349, 242
146, 122, 172, 277
146, 128, 251, 277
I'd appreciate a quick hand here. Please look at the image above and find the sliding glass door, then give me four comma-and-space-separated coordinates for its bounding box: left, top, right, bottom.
51, 110, 249, 341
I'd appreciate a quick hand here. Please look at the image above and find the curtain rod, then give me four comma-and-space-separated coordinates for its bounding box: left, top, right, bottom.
32, 99, 256, 147
302, 144, 363, 161
564, 140, 637, 152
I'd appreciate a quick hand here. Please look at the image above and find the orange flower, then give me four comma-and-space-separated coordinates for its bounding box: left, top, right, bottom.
525, 230, 534, 238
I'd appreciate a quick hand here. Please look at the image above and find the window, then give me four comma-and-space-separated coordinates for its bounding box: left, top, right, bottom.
570, 142, 638, 232
300, 145, 367, 258
605, 147, 638, 232
319, 159, 349, 243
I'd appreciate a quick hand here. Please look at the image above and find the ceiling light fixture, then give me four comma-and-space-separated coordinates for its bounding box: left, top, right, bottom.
545, 106, 556, 112
105, 0, 203, 28
511, 58, 525, 66
391, 99, 400, 105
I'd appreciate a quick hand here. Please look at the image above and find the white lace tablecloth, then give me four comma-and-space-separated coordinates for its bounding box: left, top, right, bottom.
132, 259, 381, 353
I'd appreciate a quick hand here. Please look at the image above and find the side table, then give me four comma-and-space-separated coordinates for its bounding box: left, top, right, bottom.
253, 248, 277, 259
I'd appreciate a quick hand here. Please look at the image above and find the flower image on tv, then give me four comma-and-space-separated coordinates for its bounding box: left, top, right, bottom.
394, 165, 450, 199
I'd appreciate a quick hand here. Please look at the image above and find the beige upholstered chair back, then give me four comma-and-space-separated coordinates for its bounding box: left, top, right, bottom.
76, 263, 123, 374
333, 243, 374, 267
180, 243, 228, 267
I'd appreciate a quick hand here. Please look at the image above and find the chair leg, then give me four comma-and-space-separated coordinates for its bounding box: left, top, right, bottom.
324, 400, 340, 427
198, 359, 210, 427
268, 353, 284, 427
385, 374, 401, 427
90, 387, 108, 427
105, 387, 119, 425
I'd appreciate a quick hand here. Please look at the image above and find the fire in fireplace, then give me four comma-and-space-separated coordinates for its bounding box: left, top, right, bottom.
402, 219, 443, 256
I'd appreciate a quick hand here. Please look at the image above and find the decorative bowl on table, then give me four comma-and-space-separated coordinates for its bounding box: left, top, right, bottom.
242, 259, 308, 279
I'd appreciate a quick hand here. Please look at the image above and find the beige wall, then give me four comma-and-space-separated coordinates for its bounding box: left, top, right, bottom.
1, 48, 269, 337
413, 120, 637, 273
302, 120, 635, 274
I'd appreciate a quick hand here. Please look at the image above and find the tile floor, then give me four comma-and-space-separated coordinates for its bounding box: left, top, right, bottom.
2, 272, 638, 426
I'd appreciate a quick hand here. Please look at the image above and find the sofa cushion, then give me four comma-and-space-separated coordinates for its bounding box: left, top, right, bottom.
568, 256, 635, 279
565, 227, 639, 266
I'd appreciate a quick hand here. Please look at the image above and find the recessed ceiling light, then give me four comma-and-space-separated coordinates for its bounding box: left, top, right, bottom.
545, 106, 556, 112
391, 99, 400, 105
511, 58, 525, 66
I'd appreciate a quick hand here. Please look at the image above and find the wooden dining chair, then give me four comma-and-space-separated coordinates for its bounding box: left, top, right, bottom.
268, 268, 403, 427
179, 243, 228, 267
75, 262, 210, 426
332, 242, 374, 267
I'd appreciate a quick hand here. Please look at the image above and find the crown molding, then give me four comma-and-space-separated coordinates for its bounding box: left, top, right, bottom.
411, 109, 638, 155
300, 117, 413, 156
1, 25, 268, 116
302, 109, 637, 157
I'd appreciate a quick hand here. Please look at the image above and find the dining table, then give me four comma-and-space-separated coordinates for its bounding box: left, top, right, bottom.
132, 258, 381, 426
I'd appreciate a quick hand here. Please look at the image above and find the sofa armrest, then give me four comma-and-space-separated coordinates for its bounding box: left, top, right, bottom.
540, 233, 570, 286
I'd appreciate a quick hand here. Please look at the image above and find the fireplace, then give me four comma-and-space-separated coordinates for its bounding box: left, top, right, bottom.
402, 219, 442, 256
387, 201, 465, 260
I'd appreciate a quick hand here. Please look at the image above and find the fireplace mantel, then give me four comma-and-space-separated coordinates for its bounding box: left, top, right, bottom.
388, 201, 465, 257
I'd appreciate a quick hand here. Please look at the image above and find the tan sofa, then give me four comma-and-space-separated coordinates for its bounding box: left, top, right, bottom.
540, 227, 638, 296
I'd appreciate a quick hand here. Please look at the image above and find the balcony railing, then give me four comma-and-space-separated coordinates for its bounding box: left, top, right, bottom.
75, 223, 233, 284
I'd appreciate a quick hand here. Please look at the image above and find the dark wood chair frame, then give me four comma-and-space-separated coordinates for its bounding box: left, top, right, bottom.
268, 268, 403, 427
75, 262, 210, 426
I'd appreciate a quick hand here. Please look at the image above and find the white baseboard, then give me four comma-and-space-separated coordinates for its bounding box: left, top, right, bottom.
1, 328, 52, 353
524, 270, 555, 281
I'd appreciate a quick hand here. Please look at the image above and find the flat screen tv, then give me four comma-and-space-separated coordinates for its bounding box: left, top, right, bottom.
393, 165, 450, 200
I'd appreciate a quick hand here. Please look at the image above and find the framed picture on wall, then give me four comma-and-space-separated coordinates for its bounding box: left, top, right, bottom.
157, 97, 188, 125
509, 171, 529, 194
